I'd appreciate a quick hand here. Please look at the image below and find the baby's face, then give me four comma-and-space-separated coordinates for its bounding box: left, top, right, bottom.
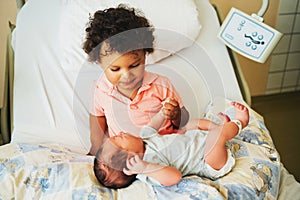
99, 46, 146, 98
98, 133, 144, 173
109, 132, 144, 153
100, 132, 144, 164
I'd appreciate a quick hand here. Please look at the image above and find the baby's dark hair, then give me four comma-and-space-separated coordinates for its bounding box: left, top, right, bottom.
94, 146, 136, 189
83, 4, 154, 62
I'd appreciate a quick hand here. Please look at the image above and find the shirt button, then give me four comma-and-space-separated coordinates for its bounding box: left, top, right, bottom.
130, 104, 138, 109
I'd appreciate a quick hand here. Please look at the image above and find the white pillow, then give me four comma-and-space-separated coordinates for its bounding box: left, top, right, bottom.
60, 0, 201, 65
107, 0, 201, 63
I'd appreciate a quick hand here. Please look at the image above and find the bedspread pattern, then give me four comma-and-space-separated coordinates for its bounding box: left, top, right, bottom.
0, 102, 280, 199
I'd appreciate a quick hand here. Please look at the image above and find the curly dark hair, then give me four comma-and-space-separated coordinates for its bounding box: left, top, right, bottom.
83, 4, 154, 62
94, 146, 137, 189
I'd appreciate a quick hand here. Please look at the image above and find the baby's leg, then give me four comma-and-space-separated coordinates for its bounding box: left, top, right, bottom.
184, 112, 230, 131
231, 101, 249, 129
217, 112, 230, 123
204, 102, 249, 170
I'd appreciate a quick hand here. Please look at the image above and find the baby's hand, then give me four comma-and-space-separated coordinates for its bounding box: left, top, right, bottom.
123, 155, 148, 175
162, 97, 180, 120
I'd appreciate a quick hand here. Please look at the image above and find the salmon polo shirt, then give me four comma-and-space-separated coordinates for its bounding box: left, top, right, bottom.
90, 71, 184, 137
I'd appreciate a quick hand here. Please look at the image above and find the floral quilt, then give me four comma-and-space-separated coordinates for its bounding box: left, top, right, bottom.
0, 101, 280, 199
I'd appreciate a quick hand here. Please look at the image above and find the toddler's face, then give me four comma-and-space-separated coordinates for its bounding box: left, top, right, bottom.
99, 48, 146, 98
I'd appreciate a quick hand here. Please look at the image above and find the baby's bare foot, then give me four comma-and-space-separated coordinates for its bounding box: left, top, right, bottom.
231, 101, 249, 128
217, 112, 230, 123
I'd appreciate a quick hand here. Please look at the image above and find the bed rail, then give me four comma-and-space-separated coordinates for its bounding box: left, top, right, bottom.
0, 22, 15, 145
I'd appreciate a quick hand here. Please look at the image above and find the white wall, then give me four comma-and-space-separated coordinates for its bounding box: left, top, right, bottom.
267, 0, 300, 94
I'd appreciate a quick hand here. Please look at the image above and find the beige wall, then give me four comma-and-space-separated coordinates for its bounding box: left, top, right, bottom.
0, 0, 17, 107
210, 0, 280, 96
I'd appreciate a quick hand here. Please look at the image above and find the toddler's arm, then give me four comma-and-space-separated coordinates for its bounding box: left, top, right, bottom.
147, 98, 190, 132
89, 115, 107, 155
123, 155, 182, 186
162, 98, 189, 128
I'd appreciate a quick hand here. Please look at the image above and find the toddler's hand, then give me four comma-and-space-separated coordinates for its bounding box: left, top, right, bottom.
162, 97, 180, 120
123, 155, 148, 175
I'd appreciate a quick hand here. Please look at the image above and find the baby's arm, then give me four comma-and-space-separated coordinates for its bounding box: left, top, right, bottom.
123, 155, 182, 186
147, 110, 166, 131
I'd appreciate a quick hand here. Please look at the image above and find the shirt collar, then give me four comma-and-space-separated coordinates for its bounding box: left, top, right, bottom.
138, 71, 158, 93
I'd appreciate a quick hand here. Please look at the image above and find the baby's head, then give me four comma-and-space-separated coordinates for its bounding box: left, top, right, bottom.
93, 133, 144, 189
94, 143, 136, 189
83, 4, 154, 63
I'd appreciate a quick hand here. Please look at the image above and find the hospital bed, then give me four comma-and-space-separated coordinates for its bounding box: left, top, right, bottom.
0, 0, 299, 199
